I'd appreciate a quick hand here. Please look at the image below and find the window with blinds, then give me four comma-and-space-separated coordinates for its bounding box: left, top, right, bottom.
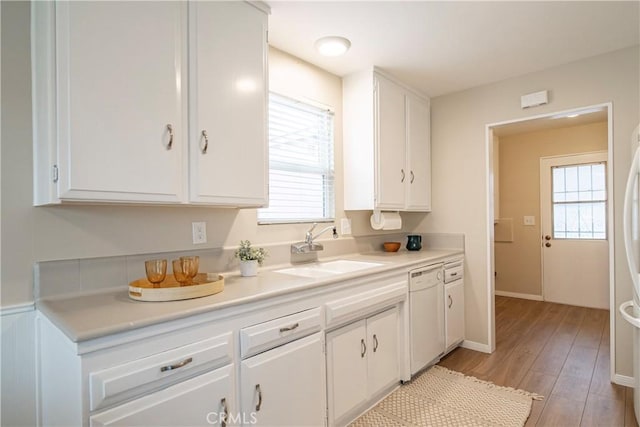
258, 93, 335, 224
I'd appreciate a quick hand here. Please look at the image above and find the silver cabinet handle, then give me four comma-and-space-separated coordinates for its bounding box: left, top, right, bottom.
373, 334, 379, 353
451, 272, 458, 277
360, 338, 367, 358
448, 295, 453, 309
160, 357, 192, 372
166, 124, 174, 149
220, 398, 228, 427
255, 384, 262, 411
279, 322, 299, 333
437, 272, 442, 281
401, 169, 405, 183
410, 170, 415, 183
201, 130, 209, 154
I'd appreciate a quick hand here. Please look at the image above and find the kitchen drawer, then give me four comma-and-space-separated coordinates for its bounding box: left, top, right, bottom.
89, 332, 232, 411
444, 264, 463, 283
240, 307, 321, 359
325, 281, 407, 329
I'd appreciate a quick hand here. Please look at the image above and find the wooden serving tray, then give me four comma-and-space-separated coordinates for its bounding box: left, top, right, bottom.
129, 273, 224, 302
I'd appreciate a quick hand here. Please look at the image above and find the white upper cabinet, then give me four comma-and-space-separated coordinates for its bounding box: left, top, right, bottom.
31, 1, 268, 207
343, 69, 431, 212
406, 93, 431, 211
188, 2, 267, 206
375, 75, 407, 210
32, 1, 186, 205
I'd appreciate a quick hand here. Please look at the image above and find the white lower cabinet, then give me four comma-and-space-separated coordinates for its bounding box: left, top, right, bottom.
38, 272, 412, 427
327, 307, 400, 426
444, 278, 465, 351
90, 364, 234, 427
240, 333, 325, 426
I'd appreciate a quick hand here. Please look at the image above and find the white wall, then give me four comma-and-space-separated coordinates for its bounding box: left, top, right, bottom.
421, 46, 639, 376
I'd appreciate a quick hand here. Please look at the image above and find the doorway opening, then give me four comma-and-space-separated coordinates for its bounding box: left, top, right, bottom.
485, 103, 614, 369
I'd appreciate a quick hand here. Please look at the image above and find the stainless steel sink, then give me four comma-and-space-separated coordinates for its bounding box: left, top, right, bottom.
275, 259, 384, 278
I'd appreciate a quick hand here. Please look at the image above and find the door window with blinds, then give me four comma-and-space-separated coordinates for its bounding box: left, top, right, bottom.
258, 93, 335, 224
552, 162, 607, 239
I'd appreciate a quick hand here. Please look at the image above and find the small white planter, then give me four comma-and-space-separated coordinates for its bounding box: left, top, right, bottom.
240, 260, 259, 277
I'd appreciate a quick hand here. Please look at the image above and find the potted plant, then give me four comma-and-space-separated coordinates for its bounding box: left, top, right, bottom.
235, 240, 267, 277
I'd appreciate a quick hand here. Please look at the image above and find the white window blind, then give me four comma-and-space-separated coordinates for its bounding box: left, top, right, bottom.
258, 93, 335, 224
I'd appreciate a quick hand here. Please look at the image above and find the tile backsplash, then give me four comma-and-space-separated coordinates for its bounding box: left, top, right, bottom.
34, 233, 464, 300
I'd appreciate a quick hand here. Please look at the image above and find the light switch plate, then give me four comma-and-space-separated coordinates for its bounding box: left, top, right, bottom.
523, 216, 536, 226
340, 218, 352, 235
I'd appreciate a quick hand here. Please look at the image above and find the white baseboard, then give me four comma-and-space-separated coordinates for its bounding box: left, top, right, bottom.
495, 291, 543, 301
612, 373, 635, 388
461, 340, 491, 354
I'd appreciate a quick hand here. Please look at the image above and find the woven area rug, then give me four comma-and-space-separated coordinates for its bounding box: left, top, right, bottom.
350, 365, 544, 427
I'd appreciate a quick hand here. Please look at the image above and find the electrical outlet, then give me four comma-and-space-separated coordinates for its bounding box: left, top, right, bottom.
340, 218, 352, 235
523, 216, 536, 226
192, 222, 207, 244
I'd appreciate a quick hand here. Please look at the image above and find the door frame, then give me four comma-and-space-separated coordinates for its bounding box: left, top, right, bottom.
485, 102, 615, 378
539, 151, 609, 307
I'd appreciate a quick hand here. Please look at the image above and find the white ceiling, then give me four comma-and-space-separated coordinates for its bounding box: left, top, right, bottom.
267, 1, 640, 98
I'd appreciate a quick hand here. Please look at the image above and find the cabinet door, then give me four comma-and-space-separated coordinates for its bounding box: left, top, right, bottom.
54, 2, 185, 203
374, 74, 406, 209
89, 365, 234, 427
445, 280, 465, 350
326, 320, 368, 425
367, 307, 400, 397
406, 94, 431, 211
189, 2, 268, 206
240, 333, 324, 426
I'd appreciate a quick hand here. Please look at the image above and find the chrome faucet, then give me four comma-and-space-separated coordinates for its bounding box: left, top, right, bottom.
291, 223, 338, 254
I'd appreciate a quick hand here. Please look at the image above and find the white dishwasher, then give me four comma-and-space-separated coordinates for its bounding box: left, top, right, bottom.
409, 263, 445, 376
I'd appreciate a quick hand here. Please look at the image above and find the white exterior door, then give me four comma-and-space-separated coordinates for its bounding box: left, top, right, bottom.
540, 152, 609, 309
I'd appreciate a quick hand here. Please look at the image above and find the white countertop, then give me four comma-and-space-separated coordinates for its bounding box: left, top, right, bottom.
37, 250, 462, 343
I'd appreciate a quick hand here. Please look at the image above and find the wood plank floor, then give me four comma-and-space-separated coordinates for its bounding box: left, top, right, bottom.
438, 296, 638, 427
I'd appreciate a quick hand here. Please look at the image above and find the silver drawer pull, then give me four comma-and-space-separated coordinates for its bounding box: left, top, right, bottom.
279, 322, 299, 333
450, 272, 458, 277
201, 130, 209, 154
373, 334, 379, 353
220, 398, 228, 427
361, 338, 367, 358
166, 124, 174, 149
160, 357, 193, 372
448, 295, 453, 309
255, 384, 263, 411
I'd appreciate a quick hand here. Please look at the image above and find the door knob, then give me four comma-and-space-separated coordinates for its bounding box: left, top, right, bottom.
544, 235, 551, 241
545, 242, 551, 247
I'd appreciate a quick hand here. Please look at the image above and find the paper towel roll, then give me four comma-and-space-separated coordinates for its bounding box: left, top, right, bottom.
370, 211, 402, 230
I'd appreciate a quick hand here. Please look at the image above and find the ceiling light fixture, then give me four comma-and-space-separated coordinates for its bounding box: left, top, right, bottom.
315, 36, 351, 57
